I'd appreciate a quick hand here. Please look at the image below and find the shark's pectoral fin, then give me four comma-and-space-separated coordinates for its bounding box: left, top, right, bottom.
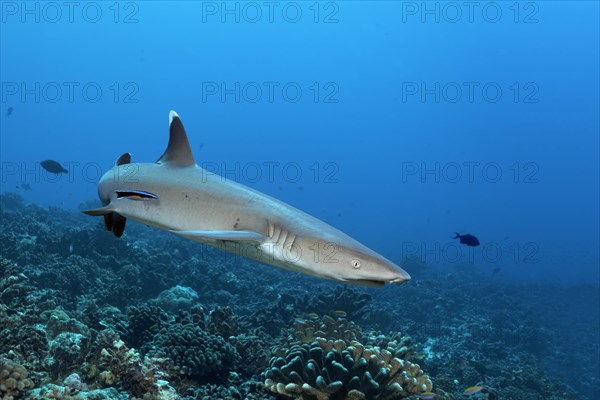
169, 229, 267, 243
82, 206, 127, 238
82, 205, 114, 216
110, 213, 127, 237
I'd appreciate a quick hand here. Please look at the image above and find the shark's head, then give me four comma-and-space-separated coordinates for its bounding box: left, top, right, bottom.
294, 235, 411, 288
339, 248, 411, 287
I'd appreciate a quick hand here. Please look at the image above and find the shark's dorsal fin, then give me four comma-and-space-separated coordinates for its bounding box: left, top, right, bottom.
157, 111, 196, 167
115, 152, 131, 166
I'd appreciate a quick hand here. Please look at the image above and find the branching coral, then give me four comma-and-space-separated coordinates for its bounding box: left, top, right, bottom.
365, 333, 415, 361
295, 286, 372, 322
291, 316, 362, 344
125, 304, 169, 350
230, 328, 272, 377
149, 322, 238, 380
82, 329, 168, 398
263, 339, 432, 400
0, 358, 33, 400
207, 306, 238, 339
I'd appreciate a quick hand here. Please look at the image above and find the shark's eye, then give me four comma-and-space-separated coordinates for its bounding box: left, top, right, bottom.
351, 259, 361, 269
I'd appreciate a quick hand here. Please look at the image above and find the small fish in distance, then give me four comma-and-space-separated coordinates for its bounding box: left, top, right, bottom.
463, 385, 486, 395
41, 160, 68, 174
452, 232, 480, 247
7, 106, 13, 117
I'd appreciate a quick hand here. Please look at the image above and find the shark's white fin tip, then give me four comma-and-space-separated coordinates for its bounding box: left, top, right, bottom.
169, 110, 179, 125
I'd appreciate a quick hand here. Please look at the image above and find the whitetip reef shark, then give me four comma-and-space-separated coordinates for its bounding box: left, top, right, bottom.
83, 111, 411, 287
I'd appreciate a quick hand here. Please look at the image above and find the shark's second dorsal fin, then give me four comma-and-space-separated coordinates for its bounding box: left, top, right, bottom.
157, 111, 196, 167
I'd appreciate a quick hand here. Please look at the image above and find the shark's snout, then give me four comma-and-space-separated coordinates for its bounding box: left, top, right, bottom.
379, 262, 411, 285
389, 270, 411, 284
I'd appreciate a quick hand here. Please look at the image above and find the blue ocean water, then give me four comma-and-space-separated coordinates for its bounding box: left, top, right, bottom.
2, 1, 598, 286
0, 2, 599, 400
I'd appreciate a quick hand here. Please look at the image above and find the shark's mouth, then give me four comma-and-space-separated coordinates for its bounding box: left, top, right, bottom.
344, 278, 387, 288
389, 276, 411, 284
345, 276, 410, 288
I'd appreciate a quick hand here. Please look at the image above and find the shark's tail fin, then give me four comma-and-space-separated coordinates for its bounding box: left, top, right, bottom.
452, 232, 460, 239
82, 206, 127, 238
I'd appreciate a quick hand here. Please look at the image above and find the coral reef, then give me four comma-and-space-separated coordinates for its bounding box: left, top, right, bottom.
125, 304, 169, 351
152, 285, 199, 312
207, 306, 239, 339
230, 329, 272, 377
295, 286, 372, 324
149, 322, 238, 380
0, 358, 34, 399
263, 339, 432, 400
83, 329, 166, 398
0, 195, 596, 400
291, 316, 362, 344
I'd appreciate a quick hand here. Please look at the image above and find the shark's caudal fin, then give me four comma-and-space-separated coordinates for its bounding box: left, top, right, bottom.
156, 111, 196, 167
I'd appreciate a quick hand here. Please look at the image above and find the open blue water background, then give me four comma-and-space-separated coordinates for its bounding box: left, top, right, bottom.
1, 3, 598, 285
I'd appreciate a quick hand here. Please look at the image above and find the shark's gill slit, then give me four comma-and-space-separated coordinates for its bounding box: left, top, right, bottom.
267, 220, 275, 238
116, 190, 159, 201
286, 233, 298, 252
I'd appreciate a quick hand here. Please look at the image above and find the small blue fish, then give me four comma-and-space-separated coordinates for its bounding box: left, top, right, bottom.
452, 233, 480, 247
